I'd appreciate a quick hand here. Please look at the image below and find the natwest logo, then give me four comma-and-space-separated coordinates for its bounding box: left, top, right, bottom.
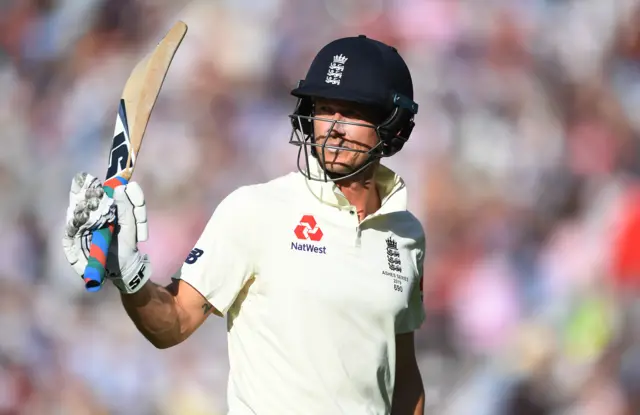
292, 215, 327, 255
294, 215, 323, 241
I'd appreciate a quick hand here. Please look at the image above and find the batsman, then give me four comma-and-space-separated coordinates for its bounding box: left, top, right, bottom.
62, 35, 426, 415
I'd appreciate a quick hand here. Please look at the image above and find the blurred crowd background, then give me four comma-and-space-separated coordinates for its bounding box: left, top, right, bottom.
1, 0, 639, 414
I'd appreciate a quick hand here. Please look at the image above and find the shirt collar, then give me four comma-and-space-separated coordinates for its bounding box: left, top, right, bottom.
303, 157, 408, 214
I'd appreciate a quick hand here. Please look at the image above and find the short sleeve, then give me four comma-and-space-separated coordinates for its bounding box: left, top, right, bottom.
395, 242, 426, 334
172, 186, 257, 315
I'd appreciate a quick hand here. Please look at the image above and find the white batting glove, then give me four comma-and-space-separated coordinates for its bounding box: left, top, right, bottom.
64, 172, 116, 237
61, 172, 152, 294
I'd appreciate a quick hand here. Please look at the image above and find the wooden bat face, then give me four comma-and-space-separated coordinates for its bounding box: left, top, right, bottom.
104, 20, 188, 183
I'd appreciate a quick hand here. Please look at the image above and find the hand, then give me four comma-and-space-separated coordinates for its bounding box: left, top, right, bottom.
64, 172, 116, 237
62, 172, 152, 294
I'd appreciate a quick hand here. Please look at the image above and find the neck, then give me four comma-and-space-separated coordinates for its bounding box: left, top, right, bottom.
335, 166, 380, 221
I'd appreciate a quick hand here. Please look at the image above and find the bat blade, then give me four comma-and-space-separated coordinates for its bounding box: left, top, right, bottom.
84, 21, 188, 292
106, 20, 188, 184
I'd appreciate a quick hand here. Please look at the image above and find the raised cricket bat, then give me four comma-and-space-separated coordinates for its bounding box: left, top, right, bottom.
84, 21, 188, 292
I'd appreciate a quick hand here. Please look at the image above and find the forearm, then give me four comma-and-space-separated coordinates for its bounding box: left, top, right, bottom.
392, 368, 425, 415
120, 280, 189, 349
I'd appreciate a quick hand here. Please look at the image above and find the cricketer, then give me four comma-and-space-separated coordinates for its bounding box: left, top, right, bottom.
62, 35, 426, 415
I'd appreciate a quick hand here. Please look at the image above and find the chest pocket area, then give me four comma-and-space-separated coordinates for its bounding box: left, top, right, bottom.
255, 218, 414, 321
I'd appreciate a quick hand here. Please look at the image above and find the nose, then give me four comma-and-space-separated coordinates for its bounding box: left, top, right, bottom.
329, 112, 346, 135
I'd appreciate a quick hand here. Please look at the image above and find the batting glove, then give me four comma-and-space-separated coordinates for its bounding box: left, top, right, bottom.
62, 172, 152, 294
64, 172, 116, 236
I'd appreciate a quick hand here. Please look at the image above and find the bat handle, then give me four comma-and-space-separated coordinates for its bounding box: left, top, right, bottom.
83, 176, 129, 292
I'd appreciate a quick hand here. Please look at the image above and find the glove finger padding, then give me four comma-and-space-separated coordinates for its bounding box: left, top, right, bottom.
115, 182, 148, 243
63, 172, 105, 278
62, 231, 88, 278
100, 182, 150, 293
65, 172, 116, 237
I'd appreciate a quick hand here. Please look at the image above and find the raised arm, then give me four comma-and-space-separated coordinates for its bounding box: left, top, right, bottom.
62, 173, 255, 349
121, 278, 216, 349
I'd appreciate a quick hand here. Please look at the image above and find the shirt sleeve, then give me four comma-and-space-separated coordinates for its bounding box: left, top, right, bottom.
172, 186, 257, 316
395, 241, 426, 334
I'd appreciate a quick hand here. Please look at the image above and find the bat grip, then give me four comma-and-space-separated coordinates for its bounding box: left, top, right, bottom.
83, 176, 129, 292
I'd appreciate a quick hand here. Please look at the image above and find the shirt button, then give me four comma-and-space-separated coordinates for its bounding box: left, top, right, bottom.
349, 210, 355, 215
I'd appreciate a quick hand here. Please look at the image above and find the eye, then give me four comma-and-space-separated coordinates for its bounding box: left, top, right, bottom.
316, 105, 334, 115
342, 109, 359, 118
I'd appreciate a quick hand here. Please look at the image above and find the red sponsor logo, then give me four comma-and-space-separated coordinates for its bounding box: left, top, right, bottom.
294, 215, 324, 242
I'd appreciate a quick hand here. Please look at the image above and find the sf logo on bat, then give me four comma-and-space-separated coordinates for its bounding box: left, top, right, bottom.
106, 99, 136, 179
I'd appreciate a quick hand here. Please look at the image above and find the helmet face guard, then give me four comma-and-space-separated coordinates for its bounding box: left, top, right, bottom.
288, 35, 418, 182
288, 91, 418, 182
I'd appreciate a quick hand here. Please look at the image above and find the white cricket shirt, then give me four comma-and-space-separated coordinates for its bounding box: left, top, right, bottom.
173, 159, 426, 415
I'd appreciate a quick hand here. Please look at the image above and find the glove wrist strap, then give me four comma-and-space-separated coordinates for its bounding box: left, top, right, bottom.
110, 253, 152, 294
